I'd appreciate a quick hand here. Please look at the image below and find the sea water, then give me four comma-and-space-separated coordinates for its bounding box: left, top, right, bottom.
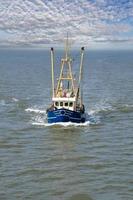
0, 48, 133, 200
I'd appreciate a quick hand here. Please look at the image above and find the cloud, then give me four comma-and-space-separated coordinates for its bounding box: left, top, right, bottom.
0, 0, 133, 46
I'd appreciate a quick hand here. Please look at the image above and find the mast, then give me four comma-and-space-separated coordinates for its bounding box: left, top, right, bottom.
51, 47, 55, 98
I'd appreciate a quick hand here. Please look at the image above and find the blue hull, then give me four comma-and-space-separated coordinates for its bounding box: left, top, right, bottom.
47, 108, 86, 123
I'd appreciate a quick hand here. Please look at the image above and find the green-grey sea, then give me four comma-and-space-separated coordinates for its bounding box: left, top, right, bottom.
0, 49, 133, 200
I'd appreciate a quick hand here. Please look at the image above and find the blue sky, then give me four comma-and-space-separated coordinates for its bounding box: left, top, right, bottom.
0, 0, 133, 49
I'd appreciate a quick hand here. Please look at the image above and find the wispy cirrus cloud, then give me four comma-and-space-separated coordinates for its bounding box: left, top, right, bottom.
0, 0, 133, 47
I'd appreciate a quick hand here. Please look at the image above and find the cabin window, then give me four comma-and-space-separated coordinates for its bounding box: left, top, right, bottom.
69, 102, 73, 107
55, 102, 59, 106
60, 102, 63, 106
65, 102, 68, 107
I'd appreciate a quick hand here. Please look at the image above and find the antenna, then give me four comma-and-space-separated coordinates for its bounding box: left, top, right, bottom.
65, 33, 69, 60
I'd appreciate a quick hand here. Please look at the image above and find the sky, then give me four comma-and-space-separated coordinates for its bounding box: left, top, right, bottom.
0, 0, 133, 49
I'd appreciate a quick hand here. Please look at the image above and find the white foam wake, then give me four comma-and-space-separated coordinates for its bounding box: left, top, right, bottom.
32, 121, 91, 127
12, 97, 19, 102
25, 101, 133, 128
25, 108, 46, 114
88, 104, 115, 115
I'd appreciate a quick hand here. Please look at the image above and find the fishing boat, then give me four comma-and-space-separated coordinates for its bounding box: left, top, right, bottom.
46, 37, 86, 123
